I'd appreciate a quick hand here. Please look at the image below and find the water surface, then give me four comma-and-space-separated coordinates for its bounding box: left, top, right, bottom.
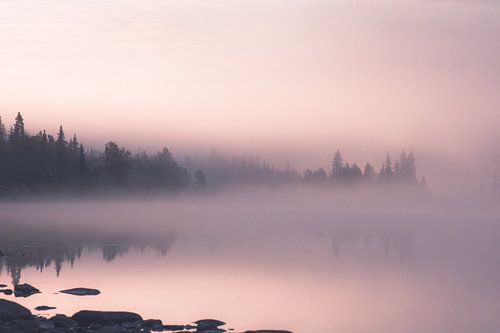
1, 190, 499, 332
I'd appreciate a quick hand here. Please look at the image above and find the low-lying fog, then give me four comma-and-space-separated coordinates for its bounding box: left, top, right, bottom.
1, 187, 500, 332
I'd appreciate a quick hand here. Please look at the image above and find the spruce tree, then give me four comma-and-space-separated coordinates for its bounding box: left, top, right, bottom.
331, 150, 345, 181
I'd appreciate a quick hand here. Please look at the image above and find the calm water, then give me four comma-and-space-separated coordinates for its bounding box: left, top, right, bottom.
1, 191, 500, 332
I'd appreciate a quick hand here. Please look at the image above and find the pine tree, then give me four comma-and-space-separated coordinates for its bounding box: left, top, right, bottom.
9, 112, 26, 142
379, 154, 394, 181
363, 162, 375, 182
349, 163, 362, 181
0, 116, 6, 144
78, 143, 87, 177
69, 134, 79, 154
56, 126, 66, 146
394, 160, 401, 180
331, 150, 345, 181
406, 151, 417, 182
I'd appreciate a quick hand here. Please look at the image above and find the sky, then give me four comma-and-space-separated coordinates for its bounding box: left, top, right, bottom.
0, 0, 499, 188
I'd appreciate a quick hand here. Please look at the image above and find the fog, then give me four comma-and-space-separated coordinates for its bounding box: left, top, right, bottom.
1, 0, 499, 192
1, 0, 499, 331
1, 188, 499, 331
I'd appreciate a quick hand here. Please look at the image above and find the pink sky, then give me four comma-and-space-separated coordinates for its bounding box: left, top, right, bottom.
0, 0, 499, 186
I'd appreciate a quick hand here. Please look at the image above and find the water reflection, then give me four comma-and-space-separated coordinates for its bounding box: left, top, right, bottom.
0, 199, 500, 332
0, 222, 174, 285
0, 218, 421, 288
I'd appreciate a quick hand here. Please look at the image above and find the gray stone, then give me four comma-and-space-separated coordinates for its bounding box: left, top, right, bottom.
0, 289, 13, 296
72, 310, 142, 326
35, 306, 57, 311
0, 299, 33, 321
14, 284, 40, 298
59, 288, 101, 296
195, 319, 226, 331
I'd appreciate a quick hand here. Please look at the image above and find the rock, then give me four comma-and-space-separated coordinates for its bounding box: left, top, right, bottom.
0, 299, 33, 321
35, 305, 56, 311
36, 317, 54, 330
14, 283, 40, 298
72, 310, 143, 326
94, 327, 128, 333
9, 319, 39, 332
195, 319, 226, 331
0, 289, 13, 295
49, 314, 77, 328
139, 319, 163, 330
59, 287, 101, 296
163, 324, 187, 331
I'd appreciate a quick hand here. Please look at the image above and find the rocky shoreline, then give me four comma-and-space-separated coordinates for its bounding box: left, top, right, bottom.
0, 297, 292, 333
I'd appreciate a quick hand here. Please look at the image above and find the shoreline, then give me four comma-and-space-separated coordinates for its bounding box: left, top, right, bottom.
0, 298, 292, 333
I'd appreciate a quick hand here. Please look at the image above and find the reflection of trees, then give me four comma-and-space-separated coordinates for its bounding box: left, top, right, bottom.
0, 222, 175, 285
326, 222, 415, 261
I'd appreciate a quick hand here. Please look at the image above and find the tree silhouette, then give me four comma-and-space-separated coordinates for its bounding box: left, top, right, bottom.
303, 167, 328, 183
0, 116, 6, 144
363, 162, 376, 182
348, 163, 362, 181
9, 112, 26, 143
103, 142, 131, 184
379, 154, 394, 182
331, 150, 345, 181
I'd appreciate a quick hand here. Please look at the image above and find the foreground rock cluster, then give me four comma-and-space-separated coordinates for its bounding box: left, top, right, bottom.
0, 299, 292, 333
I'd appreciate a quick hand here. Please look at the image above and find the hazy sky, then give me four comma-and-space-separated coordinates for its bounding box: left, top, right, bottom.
1, 0, 499, 183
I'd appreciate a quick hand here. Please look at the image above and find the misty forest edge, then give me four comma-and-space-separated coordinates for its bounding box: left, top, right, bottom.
0, 112, 428, 195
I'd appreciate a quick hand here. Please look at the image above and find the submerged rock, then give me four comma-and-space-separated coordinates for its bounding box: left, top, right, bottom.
14, 283, 40, 298
72, 310, 143, 326
0, 299, 33, 321
196, 319, 226, 331
59, 288, 101, 296
0, 289, 13, 295
35, 305, 57, 311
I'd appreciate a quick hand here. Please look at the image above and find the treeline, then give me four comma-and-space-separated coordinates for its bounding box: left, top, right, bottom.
303, 150, 426, 186
0, 113, 194, 194
0, 112, 428, 195
181, 151, 300, 188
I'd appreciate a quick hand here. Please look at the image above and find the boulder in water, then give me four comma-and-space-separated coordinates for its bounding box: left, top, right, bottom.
0, 289, 13, 295
72, 310, 143, 326
14, 283, 40, 298
59, 287, 100, 296
35, 305, 56, 311
195, 319, 226, 331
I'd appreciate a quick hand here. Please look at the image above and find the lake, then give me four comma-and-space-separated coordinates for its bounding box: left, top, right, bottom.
1, 189, 499, 332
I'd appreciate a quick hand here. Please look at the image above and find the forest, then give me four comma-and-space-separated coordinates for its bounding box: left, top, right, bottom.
0, 113, 193, 194
0, 113, 426, 195
303, 150, 425, 186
